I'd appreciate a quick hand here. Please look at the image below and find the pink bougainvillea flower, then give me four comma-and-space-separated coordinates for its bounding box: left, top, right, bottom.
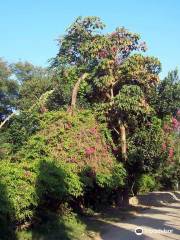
67, 158, 77, 163
65, 122, 72, 130
172, 117, 180, 130
98, 50, 108, 58
111, 32, 117, 36
163, 124, 171, 132
113, 146, 119, 152
162, 143, 166, 150
24, 170, 31, 177
112, 47, 117, 52
85, 147, 96, 155
168, 148, 174, 158
90, 128, 97, 134
146, 121, 151, 126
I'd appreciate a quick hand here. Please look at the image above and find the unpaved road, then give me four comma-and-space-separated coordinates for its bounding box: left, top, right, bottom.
96, 202, 180, 240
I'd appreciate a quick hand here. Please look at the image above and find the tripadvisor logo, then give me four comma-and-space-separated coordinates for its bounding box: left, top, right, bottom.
135, 227, 143, 235
134, 226, 173, 235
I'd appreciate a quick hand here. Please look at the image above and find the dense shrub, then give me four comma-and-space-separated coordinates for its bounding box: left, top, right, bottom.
0, 158, 125, 234
0, 160, 37, 225
96, 163, 126, 189
0, 158, 83, 228
158, 162, 180, 190
0, 110, 127, 233
16, 110, 116, 173
135, 174, 157, 194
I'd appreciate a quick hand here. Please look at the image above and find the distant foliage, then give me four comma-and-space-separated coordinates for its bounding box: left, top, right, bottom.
0, 58, 19, 120
153, 69, 180, 118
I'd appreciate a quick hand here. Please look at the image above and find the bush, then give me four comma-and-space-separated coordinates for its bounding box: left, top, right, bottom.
96, 163, 126, 189
135, 174, 156, 194
158, 163, 180, 190
80, 163, 126, 209
0, 109, 126, 235
0, 159, 83, 228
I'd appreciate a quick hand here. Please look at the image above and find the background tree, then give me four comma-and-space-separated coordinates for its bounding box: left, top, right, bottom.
152, 68, 180, 118
12, 61, 56, 110
0, 58, 19, 121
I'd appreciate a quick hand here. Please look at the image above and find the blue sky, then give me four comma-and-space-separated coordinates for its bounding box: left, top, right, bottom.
0, 0, 180, 78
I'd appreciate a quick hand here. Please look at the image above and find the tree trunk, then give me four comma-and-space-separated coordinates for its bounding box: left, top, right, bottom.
116, 187, 129, 208
109, 87, 114, 106
69, 73, 88, 114
116, 122, 129, 207
119, 122, 127, 160
110, 87, 114, 100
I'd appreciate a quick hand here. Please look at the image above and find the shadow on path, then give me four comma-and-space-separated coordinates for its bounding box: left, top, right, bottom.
83, 203, 180, 240
0, 181, 17, 240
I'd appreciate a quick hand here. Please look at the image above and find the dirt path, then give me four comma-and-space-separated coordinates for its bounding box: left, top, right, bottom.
92, 193, 180, 240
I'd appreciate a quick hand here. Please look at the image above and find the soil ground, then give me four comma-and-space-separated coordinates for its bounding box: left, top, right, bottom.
86, 192, 180, 240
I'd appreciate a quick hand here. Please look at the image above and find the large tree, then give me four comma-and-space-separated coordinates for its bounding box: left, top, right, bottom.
52, 17, 161, 160
51, 17, 163, 206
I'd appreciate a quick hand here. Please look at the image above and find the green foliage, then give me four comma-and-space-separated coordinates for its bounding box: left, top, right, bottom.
7, 111, 40, 152
113, 85, 152, 120
0, 158, 83, 227
0, 128, 12, 159
135, 174, 157, 193
51, 16, 105, 68
18, 135, 49, 160
17, 109, 116, 173
47, 67, 79, 110
154, 69, 180, 118
128, 116, 166, 173
11, 61, 37, 82
118, 54, 161, 91
0, 109, 119, 231
0, 180, 16, 239
35, 159, 84, 218
18, 77, 54, 110
14, 62, 56, 110
158, 161, 180, 190
0, 58, 19, 120
17, 212, 87, 240
0, 160, 37, 224
96, 163, 126, 189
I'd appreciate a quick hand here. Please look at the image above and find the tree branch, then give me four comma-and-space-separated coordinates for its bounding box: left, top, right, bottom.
69, 73, 89, 114
0, 112, 16, 129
